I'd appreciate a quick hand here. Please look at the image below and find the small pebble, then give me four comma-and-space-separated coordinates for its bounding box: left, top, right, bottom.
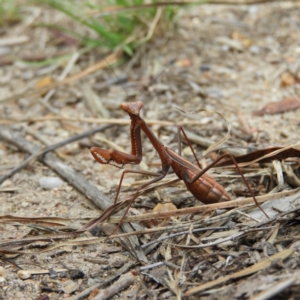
49, 269, 58, 279
22, 70, 34, 80
0, 266, 5, 276
87, 278, 99, 286
290, 241, 300, 251
110, 255, 127, 268
39, 177, 64, 190
0, 46, 10, 56
200, 64, 211, 72
60, 271, 68, 278
61, 280, 78, 294
0, 276, 6, 283
206, 87, 222, 99
69, 269, 84, 280
21, 201, 29, 208
249, 45, 260, 54
248, 5, 258, 15
89, 226, 102, 237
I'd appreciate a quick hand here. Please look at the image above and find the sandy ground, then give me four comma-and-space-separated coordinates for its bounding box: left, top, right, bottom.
1, 1, 300, 299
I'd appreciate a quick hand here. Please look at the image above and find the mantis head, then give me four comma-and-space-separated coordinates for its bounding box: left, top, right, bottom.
120, 101, 143, 116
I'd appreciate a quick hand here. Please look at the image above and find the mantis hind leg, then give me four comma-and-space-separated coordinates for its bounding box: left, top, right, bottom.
176, 126, 268, 218
177, 126, 202, 169
113, 169, 166, 204
181, 153, 269, 218
110, 172, 168, 235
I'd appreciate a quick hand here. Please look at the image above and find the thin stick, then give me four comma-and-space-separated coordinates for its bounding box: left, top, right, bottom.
0, 125, 147, 262
94, 0, 297, 17
104, 188, 300, 225
141, 226, 229, 249
92, 272, 135, 300
68, 261, 136, 300
0, 51, 121, 104
0, 125, 112, 185
0, 125, 112, 209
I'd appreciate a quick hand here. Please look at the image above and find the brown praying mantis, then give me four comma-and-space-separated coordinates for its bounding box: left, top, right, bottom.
90, 101, 268, 232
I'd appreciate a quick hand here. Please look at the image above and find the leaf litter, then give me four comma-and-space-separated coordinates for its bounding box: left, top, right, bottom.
1, 2, 300, 300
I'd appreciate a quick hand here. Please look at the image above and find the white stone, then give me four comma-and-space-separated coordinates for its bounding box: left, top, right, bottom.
39, 177, 64, 190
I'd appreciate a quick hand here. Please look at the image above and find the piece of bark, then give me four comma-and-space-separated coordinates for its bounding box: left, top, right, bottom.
253, 97, 300, 116
68, 261, 136, 300
91, 272, 135, 300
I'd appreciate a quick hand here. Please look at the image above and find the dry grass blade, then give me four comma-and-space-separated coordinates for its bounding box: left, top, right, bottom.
0, 51, 122, 104
91, 1, 196, 17
80, 83, 110, 118
176, 108, 232, 157
0, 116, 214, 126
1, 187, 295, 255
68, 261, 136, 300
0, 236, 109, 255
0, 234, 76, 253
0, 215, 70, 227
92, 0, 294, 17
282, 162, 300, 187
107, 188, 300, 224
184, 248, 293, 297
216, 145, 300, 168
0, 126, 147, 262
78, 200, 131, 232
0, 124, 112, 185
199, 110, 231, 157
167, 226, 273, 249
91, 272, 135, 300
93, 135, 125, 152
249, 276, 296, 300
0, 225, 229, 254
234, 142, 300, 168
2, 2, 300, 299
17, 268, 68, 280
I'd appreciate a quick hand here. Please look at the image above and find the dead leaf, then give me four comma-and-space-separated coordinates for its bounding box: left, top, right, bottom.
296, 70, 300, 83
281, 72, 296, 86
36, 77, 53, 88
149, 203, 178, 227
175, 58, 191, 67
253, 97, 300, 116
232, 31, 245, 40
153, 203, 177, 213
231, 31, 252, 48
215, 146, 300, 168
